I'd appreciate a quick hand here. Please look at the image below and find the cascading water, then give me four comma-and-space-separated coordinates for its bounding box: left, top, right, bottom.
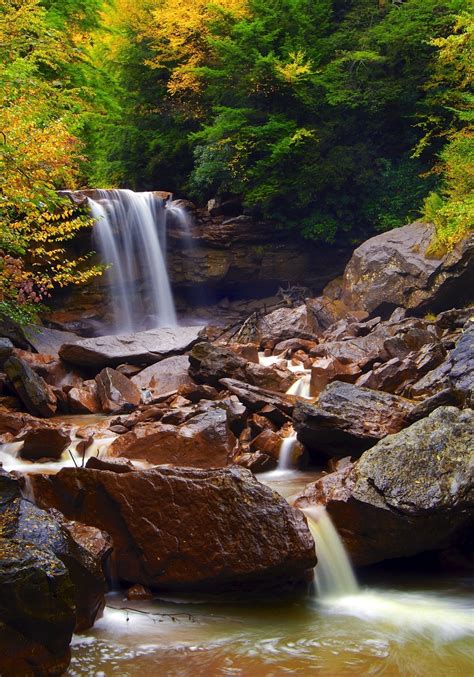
278, 433, 298, 471
287, 373, 312, 398
89, 189, 180, 334
302, 504, 359, 598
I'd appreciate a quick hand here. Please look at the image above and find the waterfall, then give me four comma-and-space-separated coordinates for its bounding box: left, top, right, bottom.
302, 505, 359, 599
89, 189, 179, 334
278, 433, 297, 470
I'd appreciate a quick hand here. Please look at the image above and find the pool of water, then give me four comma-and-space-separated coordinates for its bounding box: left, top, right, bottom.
69, 576, 474, 676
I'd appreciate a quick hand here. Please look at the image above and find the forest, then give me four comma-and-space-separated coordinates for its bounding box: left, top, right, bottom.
0, 0, 472, 321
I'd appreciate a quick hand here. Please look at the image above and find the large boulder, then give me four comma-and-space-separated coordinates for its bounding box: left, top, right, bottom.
189, 342, 295, 392
95, 367, 141, 414
0, 471, 109, 632
257, 306, 317, 345
340, 222, 473, 316
0, 539, 75, 676
18, 424, 71, 461
59, 326, 205, 369
29, 465, 316, 590
294, 407, 474, 565
108, 402, 237, 468
294, 381, 414, 458
131, 355, 192, 399
4, 356, 57, 418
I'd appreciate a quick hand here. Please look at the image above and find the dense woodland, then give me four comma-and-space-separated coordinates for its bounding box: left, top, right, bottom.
0, 0, 472, 321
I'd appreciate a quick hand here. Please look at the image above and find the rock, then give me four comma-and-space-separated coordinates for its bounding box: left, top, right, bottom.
448, 322, 473, 404
22, 325, 79, 356
189, 342, 295, 392
95, 367, 141, 414
220, 379, 294, 423
305, 296, 366, 332
108, 402, 237, 468
341, 222, 474, 316
234, 451, 277, 473
310, 356, 361, 394
13, 349, 83, 390
227, 342, 260, 363
177, 382, 219, 403
0, 405, 39, 437
0, 539, 75, 676
294, 381, 414, 458
249, 429, 282, 460
85, 456, 135, 473
68, 381, 101, 414
0, 338, 13, 366
257, 306, 317, 345
1, 470, 109, 633
4, 356, 57, 418
29, 465, 316, 590
18, 425, 71, 461
131, 355, 192, 399
59, 326, 205, 369
295, 407, 474, 565
126, 584, 153, 601
273, 338, 318, 356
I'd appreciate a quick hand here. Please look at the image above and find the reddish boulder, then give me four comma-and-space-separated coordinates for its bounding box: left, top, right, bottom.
18, 425, 71, 461
95, 367, 141, 414
29, 465, 316, 590
4, 356, 57, 418
108, 403, 237, 468
310, 356, 361, 394
68, 381, 101, 414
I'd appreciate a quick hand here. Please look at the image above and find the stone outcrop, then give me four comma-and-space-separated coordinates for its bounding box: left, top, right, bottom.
29, 465, 316, 590
339, 222, 473, 316
59, 326, 205, 369
294, 381, 414, 458
294, 407, 474, 565
108, 402, 237, 468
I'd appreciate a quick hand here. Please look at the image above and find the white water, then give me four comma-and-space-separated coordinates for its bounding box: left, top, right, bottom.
303, 504, 359, 598
89, 189, 180, 334
287, 373, 312, 398
278, 433, 298, 471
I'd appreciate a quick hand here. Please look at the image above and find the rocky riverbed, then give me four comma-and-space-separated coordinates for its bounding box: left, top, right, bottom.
0, 221, 472, 675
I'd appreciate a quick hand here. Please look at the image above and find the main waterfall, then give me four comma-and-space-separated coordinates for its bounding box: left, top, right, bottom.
88, 189, 182, 334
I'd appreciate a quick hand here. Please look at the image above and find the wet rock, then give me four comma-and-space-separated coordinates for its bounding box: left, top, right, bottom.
85, 456, 135, 473
249, 429, 282, 460
4, 356, 57, 418
29, 465, 316, 590
18, 425, 71, 461
220, 378, 294, 423
310, 356, 361, 394
177, 382, 219, 403
341, 222, 474, 316
0, 405, 39, 437
68, 381, 101, 414
59, 326, 205, 369
108, 402, 237, 468
295, 407, 474, 565
234, 451, 277, 472
22, 325, 79, 357
189, 342, 295, 392
95, 367, 141, 414
126, 584, 153, 601
294, 381, 414, 458
13, 349, 83, 390
257, 306, 317, 345
131, 355, 192, 400
0, 539, 75, 676
227, 342, 260, 363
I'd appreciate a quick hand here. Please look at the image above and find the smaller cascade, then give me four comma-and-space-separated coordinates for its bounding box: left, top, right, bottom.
302, 504, 359, 599
278, 433, 298, 471
287, 373, 311, 398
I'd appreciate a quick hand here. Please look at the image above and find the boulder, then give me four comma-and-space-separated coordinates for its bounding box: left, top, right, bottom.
1, 470, 109, 633
189, 342, 295, 392
341, 222, 474, 316
68, 381, 101, 414
0, 338, 13, 366
18, 425, 71, 461
294, 381, 414, 458
294, 407, 474, 565
22, 325, 79, 357
29, 465, 316, 590
131, 355, 192, 399
59, 326, 205, 369
4, 356, 57, 418
0, 539, 75, 676
257, 306, 317, 345
310, 356, 361, 394
220, 378, 294, 424
108, 402, 237, 468
95, 367, 141, 414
